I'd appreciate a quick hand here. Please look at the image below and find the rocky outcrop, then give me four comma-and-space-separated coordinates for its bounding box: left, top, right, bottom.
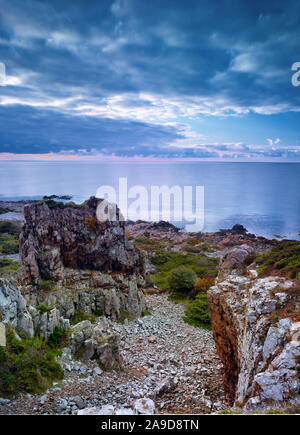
217, 243, 254, 280
67, 320, 122, 370
20, 197, 145, 285
0, 278, 69, 339
0, 278, 35, 338
22, 269, 146, 322
125, 220, 181, 240
0, 277, 122, 371
19, 197, 146, 321
207, 248, 300, 410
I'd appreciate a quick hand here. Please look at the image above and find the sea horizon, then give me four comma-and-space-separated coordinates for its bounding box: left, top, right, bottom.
1, 160, 299, 240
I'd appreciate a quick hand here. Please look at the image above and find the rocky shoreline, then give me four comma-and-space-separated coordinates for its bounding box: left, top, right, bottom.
0, 198, 299, 415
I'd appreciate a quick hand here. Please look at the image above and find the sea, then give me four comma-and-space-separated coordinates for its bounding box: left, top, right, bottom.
0, 161, 299, 240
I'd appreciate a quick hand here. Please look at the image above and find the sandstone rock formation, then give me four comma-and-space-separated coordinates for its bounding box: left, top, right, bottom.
19, 197, 146, 321
208, 248, 300, 411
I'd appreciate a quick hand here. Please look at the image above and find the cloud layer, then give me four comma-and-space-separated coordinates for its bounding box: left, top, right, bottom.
0, 0, 300, 159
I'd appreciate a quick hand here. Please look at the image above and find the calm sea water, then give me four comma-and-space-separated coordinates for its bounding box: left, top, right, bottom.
0, 161, 299, 239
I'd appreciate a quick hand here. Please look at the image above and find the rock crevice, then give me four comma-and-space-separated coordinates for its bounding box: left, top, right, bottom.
208, 246, 300, 410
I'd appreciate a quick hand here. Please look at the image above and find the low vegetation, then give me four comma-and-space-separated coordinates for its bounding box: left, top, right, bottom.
70, 310, 103, 325
0, 220, 21, 235
147, 244, 218, 329
168, 266, 197, 293
134, 236, 167, 253
255, 240, 300, 279
35, 304, 55, 315
182, 294, 212, 329
151, 251, 218, 292
0, 325, 65, 398
192, 276, 215, 295
0, 257, 19, 278
0, 234, 19, 255
0, 206, 11, 215
0, 220, 21, 256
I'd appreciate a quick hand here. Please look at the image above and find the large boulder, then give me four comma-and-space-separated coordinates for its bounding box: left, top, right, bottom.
218, 244, 254, 280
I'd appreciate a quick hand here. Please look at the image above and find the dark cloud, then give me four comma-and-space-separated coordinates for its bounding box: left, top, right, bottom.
0, 0, 300, 158
0, 104, 184, 154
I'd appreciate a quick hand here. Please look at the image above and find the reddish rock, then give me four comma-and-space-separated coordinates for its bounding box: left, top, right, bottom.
19, 197, 145, 286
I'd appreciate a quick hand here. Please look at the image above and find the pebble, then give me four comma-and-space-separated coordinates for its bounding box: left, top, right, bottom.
0, 293, 226, 415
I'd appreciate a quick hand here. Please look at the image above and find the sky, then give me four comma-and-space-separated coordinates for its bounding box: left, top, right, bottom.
0, 0, 300, 161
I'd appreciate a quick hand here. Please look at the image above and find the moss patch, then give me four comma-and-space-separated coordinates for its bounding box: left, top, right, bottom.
36, 304, 54, 315
70, 310, 103, 325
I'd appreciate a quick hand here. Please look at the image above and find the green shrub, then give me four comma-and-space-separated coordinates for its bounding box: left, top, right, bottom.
0, 234, 19, 254
47, 326, 68, 349
151, 250, 218, 290
182, 294, 211, 329
0, 325, 64, 398
0, 220, 22, 235
0, 206, 11, 215
168, 266, 197, 293
0, 257, 19, 277
36, 304, 54, 315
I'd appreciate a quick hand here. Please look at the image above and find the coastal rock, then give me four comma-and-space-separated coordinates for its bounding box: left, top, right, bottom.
218, 244, 254, 280
19, 197, 146, 321
69, 320, 122, 370
0, 278, 34, 338
207, 248, 300, 409
19, 197, 145, 285
0, 278, 69, 339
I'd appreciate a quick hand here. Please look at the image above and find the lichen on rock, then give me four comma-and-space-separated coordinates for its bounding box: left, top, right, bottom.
207, 245, 300, 411
18, 197, 147, 322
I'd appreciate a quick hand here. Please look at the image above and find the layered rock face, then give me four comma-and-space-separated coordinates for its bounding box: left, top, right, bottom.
19, 198, 146, 321
208, 247, 300, 410
20, 197, 144, 285
0, 278, 68, 339
0, 278, 121, 370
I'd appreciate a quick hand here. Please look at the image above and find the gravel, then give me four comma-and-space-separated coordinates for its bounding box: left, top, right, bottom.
0, 293, 227, 415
